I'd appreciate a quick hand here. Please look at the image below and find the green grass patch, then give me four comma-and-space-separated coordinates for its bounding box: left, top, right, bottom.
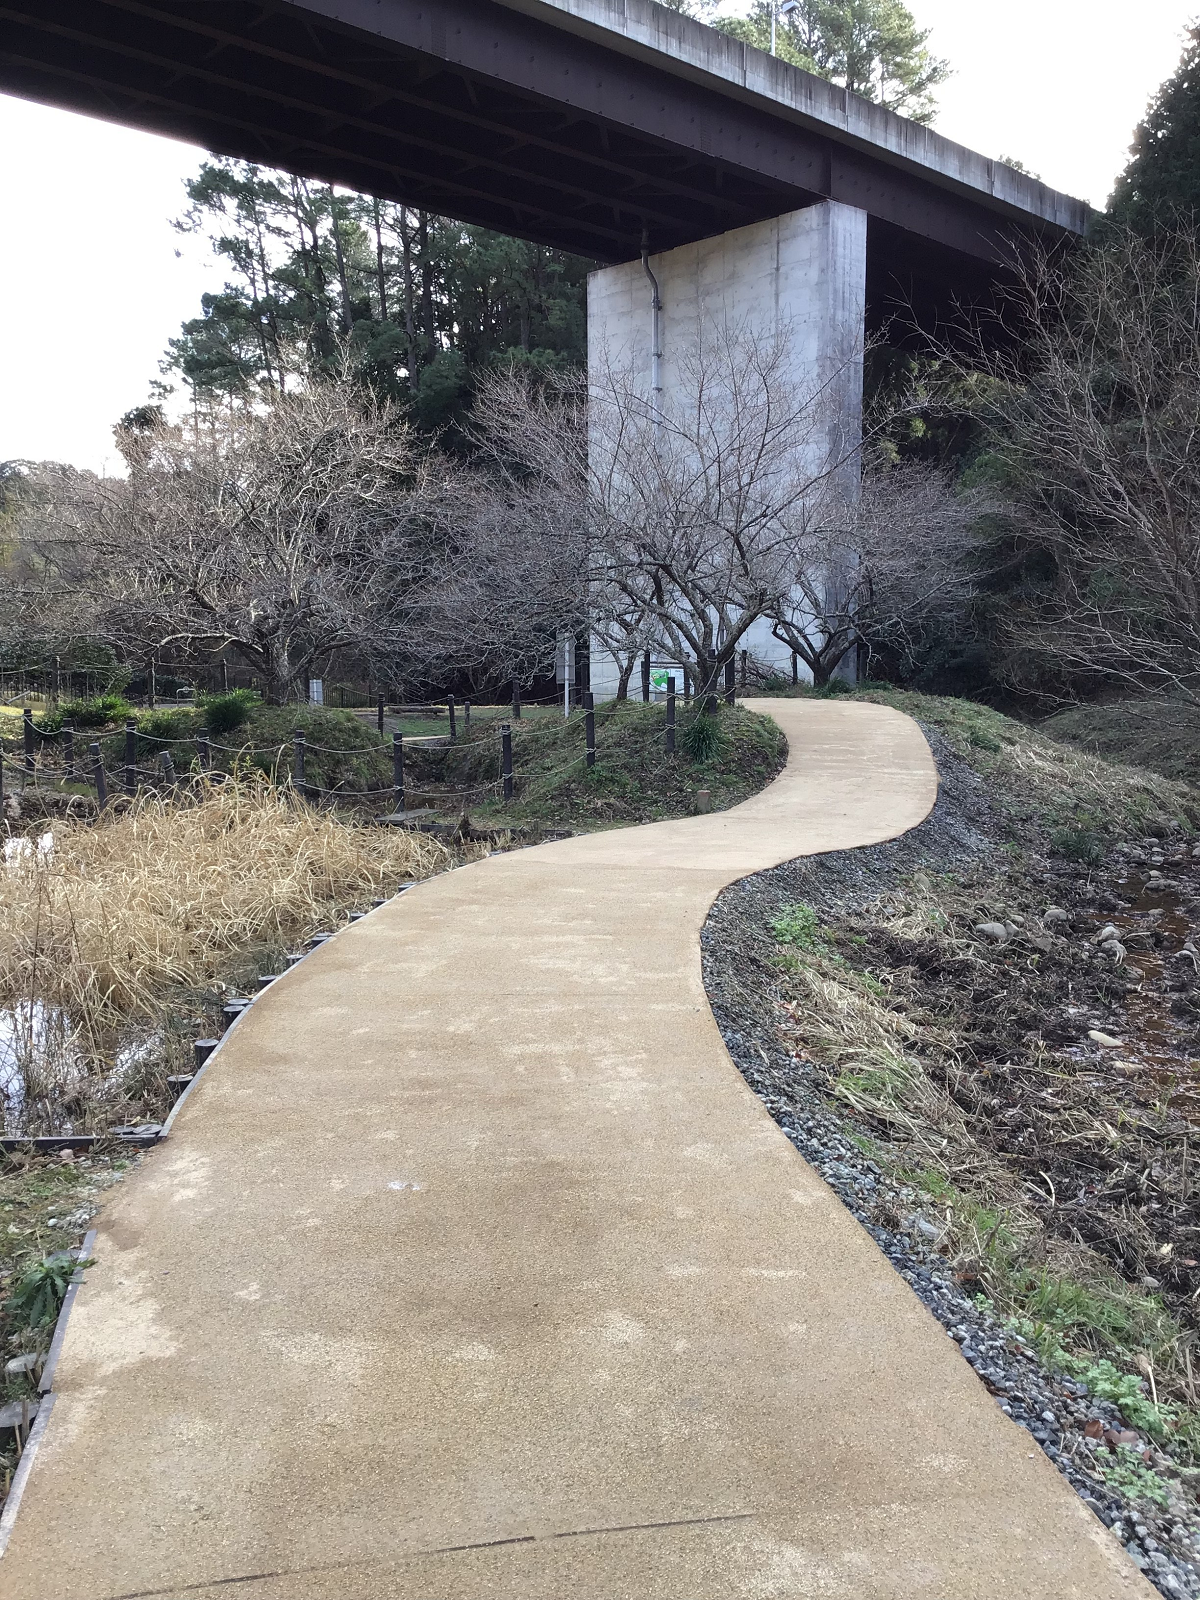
430, 699, 786, 829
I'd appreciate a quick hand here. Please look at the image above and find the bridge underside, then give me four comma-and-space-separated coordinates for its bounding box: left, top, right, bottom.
6, 0, 1030, 330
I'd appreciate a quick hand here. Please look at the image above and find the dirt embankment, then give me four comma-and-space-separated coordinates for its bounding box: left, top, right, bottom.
1044, 699, 1200, 791
704, 694, 1200, 1596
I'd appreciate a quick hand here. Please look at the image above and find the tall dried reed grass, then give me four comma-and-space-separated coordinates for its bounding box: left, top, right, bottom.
0, 778, 454, 1029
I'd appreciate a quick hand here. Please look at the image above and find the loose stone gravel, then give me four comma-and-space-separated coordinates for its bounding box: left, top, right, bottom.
701, 729, 1200, 1598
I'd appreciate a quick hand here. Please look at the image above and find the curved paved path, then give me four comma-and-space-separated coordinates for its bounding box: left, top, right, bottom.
3, 700, 1149, 1599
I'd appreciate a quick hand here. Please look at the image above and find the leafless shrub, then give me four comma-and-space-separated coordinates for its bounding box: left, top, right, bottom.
10, 383, 442, 701
588, 322, 861, 692
768, 460, 996, 685
956, 226, 1200, 704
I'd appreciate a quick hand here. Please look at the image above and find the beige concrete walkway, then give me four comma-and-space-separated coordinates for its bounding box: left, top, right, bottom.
3, 700, 1150, 1599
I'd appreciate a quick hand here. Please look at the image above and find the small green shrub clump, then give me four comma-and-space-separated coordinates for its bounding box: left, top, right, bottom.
682, 711, 725, 763
41, 694, 133, 732
1096, 1446, 1173, 1508
1051, 825, 1105, 865
772, 902, 822, 950
4, 1250, 90, 1330
198, 689, 259, 735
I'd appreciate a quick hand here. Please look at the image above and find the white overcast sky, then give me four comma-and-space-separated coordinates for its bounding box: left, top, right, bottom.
0, 0, 1194, 473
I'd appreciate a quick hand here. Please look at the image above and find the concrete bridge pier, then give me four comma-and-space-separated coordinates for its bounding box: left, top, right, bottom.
587, 201, 868, 701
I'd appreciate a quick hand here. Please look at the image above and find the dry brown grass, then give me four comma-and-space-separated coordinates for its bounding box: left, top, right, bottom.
0, 777, 456, 1028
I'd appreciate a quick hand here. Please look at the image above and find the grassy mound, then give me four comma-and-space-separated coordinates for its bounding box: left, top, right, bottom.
1042, 699, 1200, 792
771, 685, 1198, 846
92, 704, 393, 797
420, 699, 786, 827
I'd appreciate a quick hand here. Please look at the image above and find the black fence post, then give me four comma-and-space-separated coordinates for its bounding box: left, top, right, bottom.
63, 724, 75, 780
501, 722, 513, 802
740, 649, 748, 688
705, 650, 719, 717
124, 718, 137, 796
511, 681, 521, 721
377, 694, 385, 737
723, 656, 735, 706
22, 708, 34, 781
90, 741, 108, 810
683, 666, 691, 700
584, 691, 595, 768
197, 729, 210, 773
160, 750, 177, 787
293, 729, 306, 795
392, 731, 405, 815
791, 651, 799, 687
641, 650, 651, 703
447, 693, 457, 742
666, 677, 676, 754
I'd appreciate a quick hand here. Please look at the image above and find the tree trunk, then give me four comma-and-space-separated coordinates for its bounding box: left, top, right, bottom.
400, 209, 418, 378
328, 187, 352, 336
372, 197, 389, 323
419, 211, 435, 360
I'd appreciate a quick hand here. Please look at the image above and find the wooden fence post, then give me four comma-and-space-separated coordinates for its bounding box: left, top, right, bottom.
63, 724, 75, 780
641, 650, 651, 703
377, 694, 385, 737
392, 731, 405, 814
511, 681, 521, 721
90, 742, 108, 809
447, 693, 457, 742
791, 650, 799, 686
666, 677, 676, 754
22, 708, 34, 781
293, 730, 306, 795
584, 691, 595, 768
160, 750, 177, 787
124, 719, 138, 796
501, 723, 513, 801
705, 651, 719, 717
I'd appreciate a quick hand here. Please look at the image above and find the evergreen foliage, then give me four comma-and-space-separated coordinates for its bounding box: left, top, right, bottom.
164, 160, 591, 428
1110, 27, 1200, 230
710, 0, 948, 123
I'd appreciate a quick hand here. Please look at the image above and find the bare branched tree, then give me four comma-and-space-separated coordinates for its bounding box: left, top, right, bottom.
588, 321, 863, 695
13, 385, 438, 701
417, 369, 589, 685
767, 460, 993, 685
961, 226, 1200, 704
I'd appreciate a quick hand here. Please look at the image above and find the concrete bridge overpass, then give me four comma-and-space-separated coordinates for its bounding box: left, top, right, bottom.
4, 0, 1093, 697
6, 0, 1088, 318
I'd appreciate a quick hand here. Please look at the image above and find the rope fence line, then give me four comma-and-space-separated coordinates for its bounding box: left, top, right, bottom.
2, 680, 691, 819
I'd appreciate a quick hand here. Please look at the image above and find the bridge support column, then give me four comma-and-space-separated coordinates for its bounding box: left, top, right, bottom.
587, 201, 867, 698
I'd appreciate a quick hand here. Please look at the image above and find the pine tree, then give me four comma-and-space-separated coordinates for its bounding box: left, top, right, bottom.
164, 158, 591, 429
713, 0, 949, 125
1110, 27, 1200, 230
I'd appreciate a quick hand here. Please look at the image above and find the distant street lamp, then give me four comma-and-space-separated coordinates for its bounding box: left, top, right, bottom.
771, 0, 800, 57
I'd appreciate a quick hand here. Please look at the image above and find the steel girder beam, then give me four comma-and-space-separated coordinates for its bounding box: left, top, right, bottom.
0, 0, 1048, 287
